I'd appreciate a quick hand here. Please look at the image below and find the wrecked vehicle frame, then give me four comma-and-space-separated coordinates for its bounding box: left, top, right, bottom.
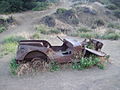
16, 36, 106, 71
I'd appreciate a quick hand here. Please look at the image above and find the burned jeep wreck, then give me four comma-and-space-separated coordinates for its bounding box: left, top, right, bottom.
16, 36, 107, 75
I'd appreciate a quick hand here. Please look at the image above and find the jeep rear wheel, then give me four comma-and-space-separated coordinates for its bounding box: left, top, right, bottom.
31, 58, 48, 71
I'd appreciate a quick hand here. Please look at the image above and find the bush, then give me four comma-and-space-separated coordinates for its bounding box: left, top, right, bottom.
47, 0, 60, 3
49, 29, 60, 34
79, 32, 98, 38
0, 0, 35, 13
3, 35, 25, 43
72, 56, 104, 70
36, 25, 49, 34
0, 26, 6, 33
106, 4, 118, 10
94, 19, 105, 26
108, 23, 120, 29
9, 58, 19, 75
113, 9, 120, 18
32, 33, 41, 39
50, 62, 60, 72
78, 27, 91, 32
0, 42, 18, 57
32, 2, 49, 11
56, 8, 67, 14
0, 35, 25, 58
36, 25, 60, 34
101, 33, 120, 40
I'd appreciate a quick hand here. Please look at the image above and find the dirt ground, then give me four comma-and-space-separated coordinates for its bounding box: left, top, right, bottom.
0, 0, 120, 90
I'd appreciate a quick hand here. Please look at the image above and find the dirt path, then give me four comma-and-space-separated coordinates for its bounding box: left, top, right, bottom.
0, 36, 120, 90
0, 0, 72, 42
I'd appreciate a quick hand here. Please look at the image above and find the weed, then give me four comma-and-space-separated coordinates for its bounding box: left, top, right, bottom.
9, 58, 19, 75
50, 61, 60, 72
107, 23, 120, 29
36, 25, 60, 34
97, 63, 105, 69
32, 2, 49, 11
0, 43, 18, 57
101, 33, 120, 40
72, 56, 103, 70
0, 35, 25, 58
32, 33, 41, 39
79, 32, 97, 38
106, 4, 118, 10
49, 29, 60, 34
0, 25, 6, 33
36, 25, 49, 34
56, 8, 67, 14
3, 35, 25, 43
78, 27, 91, 32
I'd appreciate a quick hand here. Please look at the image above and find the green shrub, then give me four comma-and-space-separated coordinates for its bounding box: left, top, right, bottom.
32, 33, 41, 39
78, 27, 91, 32
0, 35, 25, 58
94, 19, 105, 26
49, 29, 60, 34
107, 23, 120, 29
99, 0, 111, 5
48, 0, 60, 3
0, 42, 18, 57
32, 2, 49, 11
9, 58, 19, 75
79, 32, 97, 38
97, 63, 105, 69
106, 4, 118, 10
3, 35, 25, 43
50, 62, 60, 72
113, 9, 120, 18
36, 25, 60, 34
56, 8, 67, 14
101, 33, 120, 40
0, 26, 6, 33
0, 0, 35, 13
36, 25, 49, 34
72, 56, 102, 70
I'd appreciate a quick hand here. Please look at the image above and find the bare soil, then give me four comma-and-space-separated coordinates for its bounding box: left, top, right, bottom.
0, 0, 120, 90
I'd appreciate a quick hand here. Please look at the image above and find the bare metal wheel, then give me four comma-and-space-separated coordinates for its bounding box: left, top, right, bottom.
31, 58, 49, 72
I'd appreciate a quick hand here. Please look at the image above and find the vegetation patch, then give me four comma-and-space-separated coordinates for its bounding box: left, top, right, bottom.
106, 4, 118, 10
0, 43, 18, 58
50, 62, 60, 72
0, 35, 25, 58
32, 2, 50, 11
107, 23, 120, 29
72, 56, 105, 70
79, 32, 98, 38
3, 35, 26, 43
32, 33, 41, 39
77, 27, 92, 32
0, 25, 6, 33
9, 58, 20, 75
113, 9, 120, 18
101, 33, 120, 40
36, 24, 60, 34
56, 8, 67, 14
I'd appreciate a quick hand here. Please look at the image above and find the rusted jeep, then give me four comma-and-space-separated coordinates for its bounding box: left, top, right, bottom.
16, 37, 106, 72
